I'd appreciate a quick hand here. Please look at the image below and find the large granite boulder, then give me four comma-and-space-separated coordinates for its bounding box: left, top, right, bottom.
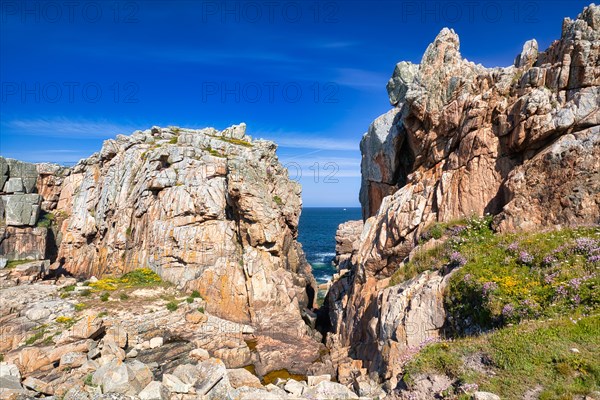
1, 194, 42, 226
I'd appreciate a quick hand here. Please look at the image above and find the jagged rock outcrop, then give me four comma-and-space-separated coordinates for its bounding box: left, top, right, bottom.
1, 123, 322, 376
0, 267, 363, 399
329, 3, 600, 388
334, 220, 363, 271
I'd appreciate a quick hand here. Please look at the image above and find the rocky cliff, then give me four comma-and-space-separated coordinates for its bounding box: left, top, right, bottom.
328, 3, 600, 391
1, 123, 323, 378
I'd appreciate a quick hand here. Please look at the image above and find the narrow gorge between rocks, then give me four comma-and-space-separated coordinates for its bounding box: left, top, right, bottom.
1, 4, 599, 400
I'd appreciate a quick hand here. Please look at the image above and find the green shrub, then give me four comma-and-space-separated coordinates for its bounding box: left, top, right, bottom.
74, 303, 87, 311
166, 301, 178, 312
197, 306, 205, 313
100, 292, 110, 302
36, 212, 55, 228
169, 136, 178, 144
273, 195, 283, 205
120, 293, 129, 300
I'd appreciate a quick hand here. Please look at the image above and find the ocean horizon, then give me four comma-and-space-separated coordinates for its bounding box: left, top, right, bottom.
298, 207, 362, 284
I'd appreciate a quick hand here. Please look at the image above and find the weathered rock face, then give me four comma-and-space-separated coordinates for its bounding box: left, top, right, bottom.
1, 124, 322, 375
0, 158, 57, 262
330, 3, 600, 387
334, 221, 363, 271
0, 227, 48, 261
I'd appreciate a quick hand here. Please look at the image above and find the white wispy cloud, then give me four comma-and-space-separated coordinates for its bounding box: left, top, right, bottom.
333, 68, 388, 91
3, 117, 140, 138
252, 129, 360, 151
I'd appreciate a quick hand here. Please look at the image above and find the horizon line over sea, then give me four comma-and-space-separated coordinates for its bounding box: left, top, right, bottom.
298, 206, 362, 284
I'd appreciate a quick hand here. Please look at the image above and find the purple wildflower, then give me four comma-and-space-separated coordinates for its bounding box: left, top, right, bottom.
521, 299, 536, 308
572, 294, 581, 305
507, 242, 519, 253
449, 251, 467, 267
544, 271, 559, 284
450, 225, 467, 236
460, 383, 479, 393
588, 254, 600, 264
542, 255, 557, 266
519, 251, 534, 265
569, 278, 582, 290
574, 237, 598, 255
502, 304, 515, 317
555, 285, 568, 298
482, 281, 498, 296
463, 273, 472, 283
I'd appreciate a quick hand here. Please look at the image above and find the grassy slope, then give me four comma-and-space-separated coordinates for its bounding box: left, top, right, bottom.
404, 315, 600, 399
393, 218, 600, 398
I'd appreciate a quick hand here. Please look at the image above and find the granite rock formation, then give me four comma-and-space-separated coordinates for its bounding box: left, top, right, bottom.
0, 124, 322, 377
328, 3, 600, 389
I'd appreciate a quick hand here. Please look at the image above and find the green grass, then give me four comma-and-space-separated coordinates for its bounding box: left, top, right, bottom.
273, 195, 283, 206
100, 292, 110, 302
62, 285, 76, 292
445, 226, 600, 333
36, 212, 55, 228
120, 293, 129, 301
204, 145, 225, 158
25, 325, 49, 345
74, 303, 87, 311
216, 136, 253, 147
197, 306, 205, 313
166, 301, 178, 312
169, 136, 178, 144
403, 315, 600, 399
389, 217, 600, 333
84, 373, 96, 387
390, 216, 493, 286
5, 260, 31, 269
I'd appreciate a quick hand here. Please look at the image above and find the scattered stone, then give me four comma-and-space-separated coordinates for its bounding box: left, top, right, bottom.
60, 351, 87, 368
149, 337, 163, 349
305, 380, 359, 399
227, 368, 262, 389
185, 310, 208, 324
473, 392, 501, 400
189, 348, 210, 361
139, 381, 168, 400
162, 373, 191, 393
308, 374, 331, 387
22, 376, 54, 395
284, 378, 306, 396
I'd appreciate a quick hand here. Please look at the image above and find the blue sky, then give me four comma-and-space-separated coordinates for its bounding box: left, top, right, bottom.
0, 0, 592, 206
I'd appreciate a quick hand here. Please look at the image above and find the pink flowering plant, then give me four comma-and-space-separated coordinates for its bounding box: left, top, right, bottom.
445, 226, 600, 332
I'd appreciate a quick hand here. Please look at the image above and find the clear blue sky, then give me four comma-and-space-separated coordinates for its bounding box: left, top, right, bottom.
0, 0, 592, 206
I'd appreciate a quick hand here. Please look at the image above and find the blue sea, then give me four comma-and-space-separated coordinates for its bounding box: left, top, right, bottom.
298, 207, 362, 284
